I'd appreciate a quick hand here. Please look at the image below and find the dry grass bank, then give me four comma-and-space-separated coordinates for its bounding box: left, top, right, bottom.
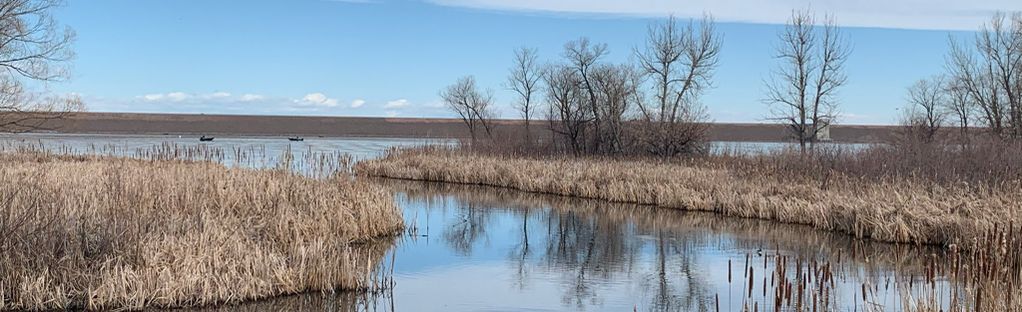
0, 153, 403, 310
356, 148, 1021, 248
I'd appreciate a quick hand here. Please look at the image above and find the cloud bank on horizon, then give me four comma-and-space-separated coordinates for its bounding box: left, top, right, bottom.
85, 91, 446, 118
428, 0, 1020, 30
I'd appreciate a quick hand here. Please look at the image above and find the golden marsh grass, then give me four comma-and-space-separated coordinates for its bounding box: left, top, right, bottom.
357, 148, 1021, 248
0, 152, 403, 310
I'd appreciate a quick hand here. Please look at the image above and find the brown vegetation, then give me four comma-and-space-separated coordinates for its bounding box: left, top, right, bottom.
0, 151, 403, 310
356, 146, 1021, 248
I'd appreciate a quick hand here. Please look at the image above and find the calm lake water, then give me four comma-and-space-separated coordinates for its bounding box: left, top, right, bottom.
5, 134, 946, 311
0, 133, 449, 161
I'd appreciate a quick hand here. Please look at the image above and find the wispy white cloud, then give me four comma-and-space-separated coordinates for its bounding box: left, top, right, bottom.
295, 93, 340, 108
115, 92, 452, 118
141, 91, 253, 103
425, 0, 1021, 30
240, 94, 265, 102
166, 92, 190, 102
141, 92, 194, 102
383, 99, 409, 109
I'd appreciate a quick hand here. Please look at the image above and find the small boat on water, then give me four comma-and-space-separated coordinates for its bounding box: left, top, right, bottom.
199, 136, 214, 142
288, 137, 304, 142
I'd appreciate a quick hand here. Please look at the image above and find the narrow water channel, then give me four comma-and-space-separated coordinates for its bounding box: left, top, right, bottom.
187, 179, 955, 312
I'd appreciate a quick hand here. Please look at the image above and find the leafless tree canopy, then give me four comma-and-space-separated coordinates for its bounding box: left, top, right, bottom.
505, 47, 541, 142
542, 65, 588, 154
634, 15, 721, 156
901, 76, 948, 142
0, 0, 80, 132
561, 38, 613, 154
534, 38, 645, 155
944, 75, 974, 141
765, 10, 850, 153
589, 64, 639, 154
451, 18, 724, 157
946, 12, 1022, 139
441, 76, 495, 144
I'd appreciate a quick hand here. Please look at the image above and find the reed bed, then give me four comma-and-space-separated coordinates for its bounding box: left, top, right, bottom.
357, 148, 1022, 248
0, 151, 403, 310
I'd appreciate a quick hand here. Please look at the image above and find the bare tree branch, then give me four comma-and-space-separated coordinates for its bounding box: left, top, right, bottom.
505, 47, 541, 144
0, 0, 80, 133
634, 14, 720, 156
441, 76, 495, 145
764, 9, 850, 153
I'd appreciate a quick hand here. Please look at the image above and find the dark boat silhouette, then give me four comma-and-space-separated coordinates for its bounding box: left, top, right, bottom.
288, 137, 304, 142
199, 135, 214, 142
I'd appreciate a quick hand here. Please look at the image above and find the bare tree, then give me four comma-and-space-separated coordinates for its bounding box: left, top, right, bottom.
441, 76, 494, 144
902, 76, 948, 142
634, 15, 721, 157
505, 47, 541, 144
562, 38, 609, 154
543, 65, 588, 154
946, 13, 1022, 138
589, 64, 639, 154
944, 75, 973, 143
0, 0, 80, 132
765, 10, 850, 153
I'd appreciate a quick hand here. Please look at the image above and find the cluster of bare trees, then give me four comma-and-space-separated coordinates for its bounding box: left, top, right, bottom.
444, 10, 1022, 156
0, 0, 82, 132
635, 16, 721, 157
898, 12, 1022, 143
544, 38, 643, 155
443, 16, 721, 157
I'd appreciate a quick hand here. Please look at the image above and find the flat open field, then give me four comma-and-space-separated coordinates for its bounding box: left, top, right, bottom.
41, 112, 897, 143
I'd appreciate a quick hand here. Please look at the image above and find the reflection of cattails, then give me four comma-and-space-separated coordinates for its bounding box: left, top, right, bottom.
762, 275, 767, 298
745, 254, 750, 279
748, 267, 755, 298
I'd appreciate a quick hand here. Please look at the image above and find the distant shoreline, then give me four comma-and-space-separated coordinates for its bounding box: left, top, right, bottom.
31, 112, 898, 143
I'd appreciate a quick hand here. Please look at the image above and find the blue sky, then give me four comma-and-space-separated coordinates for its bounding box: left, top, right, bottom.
52, 0, 1020, 124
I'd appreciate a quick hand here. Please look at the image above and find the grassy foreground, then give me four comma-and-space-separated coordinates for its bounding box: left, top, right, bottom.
0, 153, 403, 310
356, 148, 1021, 248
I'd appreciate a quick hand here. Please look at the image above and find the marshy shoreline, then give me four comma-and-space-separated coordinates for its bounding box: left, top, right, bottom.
0, 151, 403, 311
356, 147, 1021, 249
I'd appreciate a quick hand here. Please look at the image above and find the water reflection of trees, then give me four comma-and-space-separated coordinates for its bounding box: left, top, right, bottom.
442, 200, 491, 256
378, 179, 948, 311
